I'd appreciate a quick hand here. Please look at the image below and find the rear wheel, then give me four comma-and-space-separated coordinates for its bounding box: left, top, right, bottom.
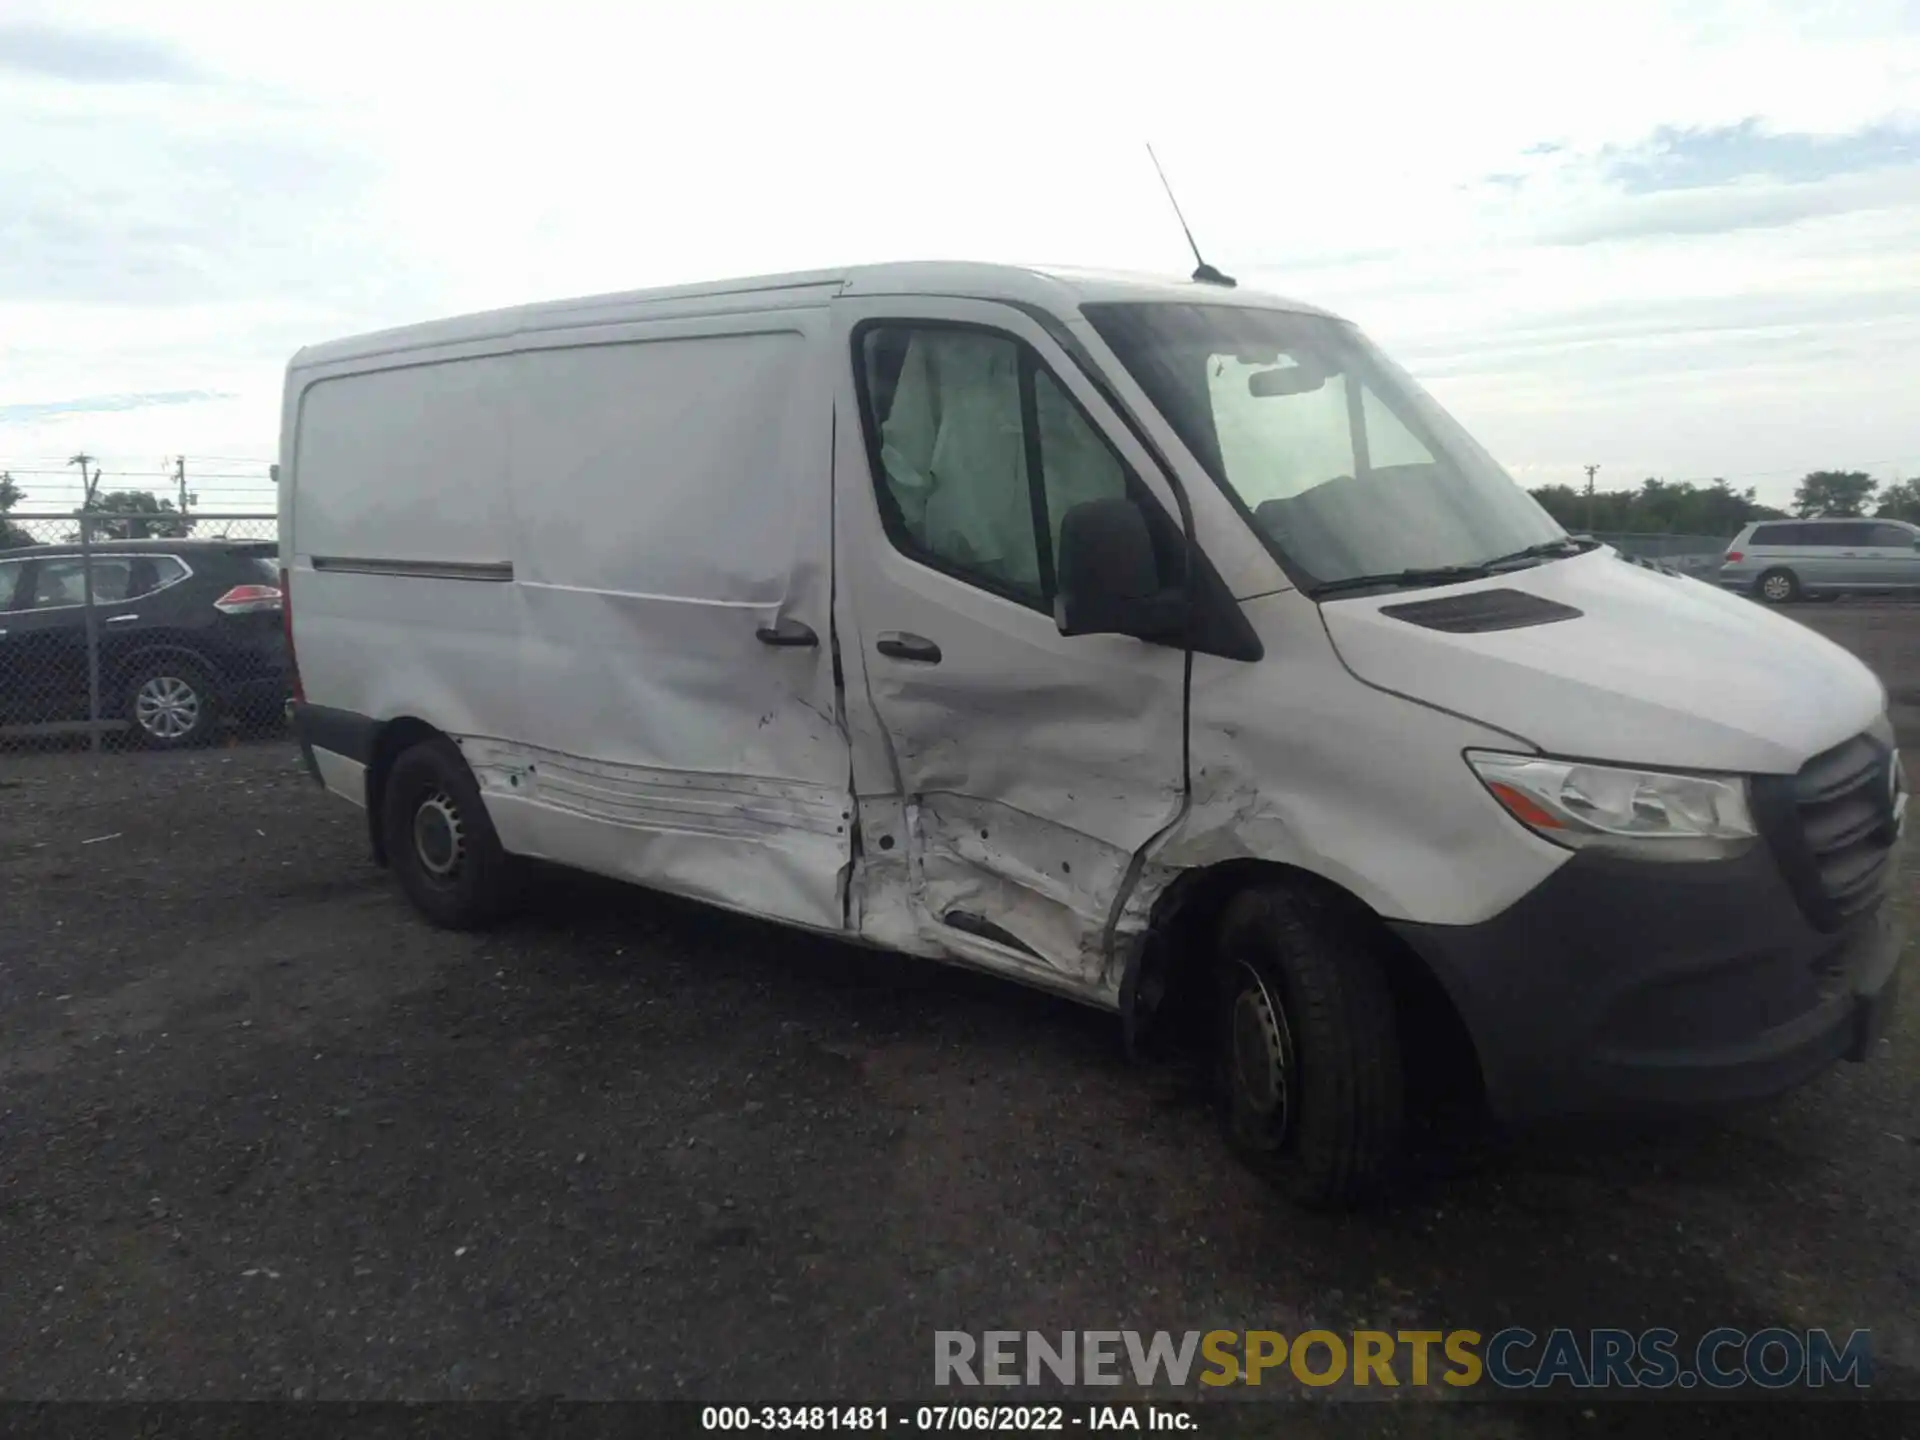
381, 737, 525, 929
124, 659, 217, 749
1757, 568, 1800, 604
1214, 883, 1404, 1209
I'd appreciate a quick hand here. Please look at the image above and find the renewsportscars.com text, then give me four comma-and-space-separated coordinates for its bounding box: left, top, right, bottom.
935, 1327, 1872, 1391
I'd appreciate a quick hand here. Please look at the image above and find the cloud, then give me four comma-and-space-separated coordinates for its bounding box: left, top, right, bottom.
0, 390, 230, 423
1462, 118, 1920, 244
0, 21, 207, 84
1601, 117, 1920, 192
1537, 169, 1920, 245
0, 101, 428, 320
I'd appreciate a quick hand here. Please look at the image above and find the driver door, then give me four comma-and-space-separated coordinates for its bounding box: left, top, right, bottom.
830, 297, 1191, 993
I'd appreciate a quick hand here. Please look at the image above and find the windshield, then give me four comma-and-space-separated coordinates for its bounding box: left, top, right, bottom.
1082, 302, 1567, 590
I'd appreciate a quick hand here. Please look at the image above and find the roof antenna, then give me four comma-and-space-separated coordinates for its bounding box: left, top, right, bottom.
1146, 143, 1235, 288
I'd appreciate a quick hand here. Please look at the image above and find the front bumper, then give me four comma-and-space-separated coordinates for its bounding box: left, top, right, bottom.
1390, 840, 1904, 1122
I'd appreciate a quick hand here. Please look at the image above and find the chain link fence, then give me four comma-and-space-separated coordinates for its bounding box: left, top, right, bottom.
0, 512, 288, 753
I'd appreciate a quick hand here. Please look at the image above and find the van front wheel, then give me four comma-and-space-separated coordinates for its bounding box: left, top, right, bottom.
1214, 883, 1404, 1209
382, 738, 524, 930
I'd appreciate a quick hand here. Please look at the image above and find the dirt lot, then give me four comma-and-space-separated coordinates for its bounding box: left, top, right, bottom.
2, 602, 1918, 1433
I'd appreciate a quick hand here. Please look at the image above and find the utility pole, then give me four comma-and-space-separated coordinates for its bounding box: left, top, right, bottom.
68, 452, 99, 506
173, 455, 191, 515
1584, 463, 1600, 534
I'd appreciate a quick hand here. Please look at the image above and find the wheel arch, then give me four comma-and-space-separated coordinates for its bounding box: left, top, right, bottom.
111, 642, 225, 697
1124, 857, 1486, 1113
364, 716, 452, 867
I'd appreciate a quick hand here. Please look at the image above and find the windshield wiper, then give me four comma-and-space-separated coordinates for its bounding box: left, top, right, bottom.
1310, 538, 1599, 598
1309, 563, 1493, 598
1482, 537, 1597, 570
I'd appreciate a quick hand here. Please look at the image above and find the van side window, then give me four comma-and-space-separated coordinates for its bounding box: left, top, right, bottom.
857, 324, 1131, 607
1870, 524, 1914, 548
0, 559, 23, 613
1033, 367, 1130, 561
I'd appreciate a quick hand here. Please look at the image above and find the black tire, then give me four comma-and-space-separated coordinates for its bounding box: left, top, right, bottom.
1756, 568, 1800, 604
123, 657, 218, 750
1214, 883, 1404, 1209
381, 737, 524, 930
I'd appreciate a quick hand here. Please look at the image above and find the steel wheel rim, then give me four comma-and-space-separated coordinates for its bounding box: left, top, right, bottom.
412, 789, 466, 880
135, 675, 200, 738
1230, 962, 1296, 1148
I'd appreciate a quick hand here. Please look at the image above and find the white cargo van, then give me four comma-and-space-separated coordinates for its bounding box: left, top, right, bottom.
280, 262, 1904, 1205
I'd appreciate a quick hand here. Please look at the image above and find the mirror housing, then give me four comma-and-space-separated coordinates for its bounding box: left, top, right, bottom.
1054, 498, 1188, 643
1248, 360, 1328, 397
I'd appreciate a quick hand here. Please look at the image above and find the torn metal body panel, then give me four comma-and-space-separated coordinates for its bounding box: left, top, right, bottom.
465, 735, 851, 932
831, 295, 1195, 1003
1144, 592, 1569, 928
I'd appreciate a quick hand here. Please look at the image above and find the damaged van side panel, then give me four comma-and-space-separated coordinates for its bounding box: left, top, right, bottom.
1112, 591, 1574, 971
481, 309, 853, 932
830, 296, 1194, 999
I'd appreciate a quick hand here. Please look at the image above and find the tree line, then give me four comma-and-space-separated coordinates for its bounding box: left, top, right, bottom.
1528, 471, 1918, 537
1, 471, 194, 548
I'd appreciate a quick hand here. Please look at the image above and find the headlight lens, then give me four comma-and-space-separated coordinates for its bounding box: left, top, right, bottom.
1466, 751, 1755, 860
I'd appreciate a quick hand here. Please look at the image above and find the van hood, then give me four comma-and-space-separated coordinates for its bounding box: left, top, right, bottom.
1318, 548, 1886, 775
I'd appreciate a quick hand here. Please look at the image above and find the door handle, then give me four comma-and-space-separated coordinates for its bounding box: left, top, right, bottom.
755, 616, 818, 648
876, 632, 942, 664
105, 613, 139, 624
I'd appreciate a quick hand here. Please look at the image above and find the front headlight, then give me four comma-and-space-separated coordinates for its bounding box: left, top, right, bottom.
1466, 751, 1755, 861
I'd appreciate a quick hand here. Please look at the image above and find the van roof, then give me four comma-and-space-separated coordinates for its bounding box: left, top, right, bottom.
290, 261, 1340, 370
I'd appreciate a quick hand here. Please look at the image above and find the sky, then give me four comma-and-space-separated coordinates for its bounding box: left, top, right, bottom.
1, 0, 1917, 515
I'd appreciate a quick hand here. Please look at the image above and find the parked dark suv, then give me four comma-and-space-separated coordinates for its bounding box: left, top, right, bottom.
0, 539, 291, 748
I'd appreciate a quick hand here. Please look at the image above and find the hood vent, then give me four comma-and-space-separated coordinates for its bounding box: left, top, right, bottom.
1380, 588, 1583, 634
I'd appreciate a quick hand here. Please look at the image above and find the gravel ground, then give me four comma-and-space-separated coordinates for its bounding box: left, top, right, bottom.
1, 603, 1918, 1435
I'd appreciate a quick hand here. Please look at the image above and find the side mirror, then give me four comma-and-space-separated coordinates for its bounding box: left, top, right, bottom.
1054, 498, 1188, 642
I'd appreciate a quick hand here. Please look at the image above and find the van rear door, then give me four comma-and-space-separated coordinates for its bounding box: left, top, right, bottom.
832, 297, 1192, 991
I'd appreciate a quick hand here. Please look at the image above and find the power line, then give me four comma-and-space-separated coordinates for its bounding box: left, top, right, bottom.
0, 477, 264, 487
